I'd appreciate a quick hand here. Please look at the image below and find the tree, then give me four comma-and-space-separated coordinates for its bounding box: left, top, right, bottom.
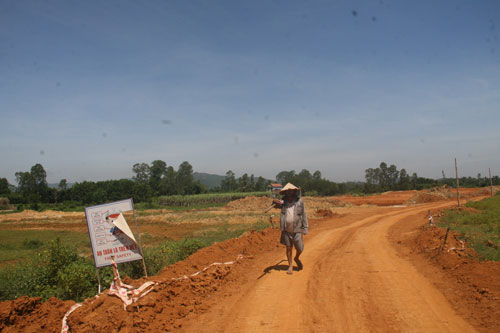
176, 161, 194, 194
149, 160, 167, 194
159, 166, 176, 195
15, 171, 38, 203
297, 169, 312, 189
238, 174, 250, 192
58, 179, 68, 191
30, 164, 49, 201
31, 164, 47, 188
249, 174, 255, 192
133, 182, 153, 202
132, 163, 150, 184
398, 169, 410, 190
255, 176, 268, 191
0, 178, 10, 195
387, 164, 399, 188
411, 173, 418, 189
364, 167, 379, 193
221, 170, 238, 192
378, 162, 389, 190
276, 170, 296, 186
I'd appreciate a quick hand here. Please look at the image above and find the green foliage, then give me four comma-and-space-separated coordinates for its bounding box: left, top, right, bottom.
364, 162, 441, 193
0, 230, 90, 265
0, 238, 96, 301
14, 164, 49, 204
0, 178, 10, 195
220, 171, 270, 192
439, 195, 500, 261
276, 169, 339, 196
0, 219, 270, 301
57, 261, 97, 300
161, 238, 208, 264
22, 239, 44, 249
132, 163, 150, 183
221, 170, 238, 191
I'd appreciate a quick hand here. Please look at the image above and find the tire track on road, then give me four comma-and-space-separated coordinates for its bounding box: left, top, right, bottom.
183, 202, 475, 332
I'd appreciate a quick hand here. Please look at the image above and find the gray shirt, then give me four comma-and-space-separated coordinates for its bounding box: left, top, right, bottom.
279, 199, 308, 234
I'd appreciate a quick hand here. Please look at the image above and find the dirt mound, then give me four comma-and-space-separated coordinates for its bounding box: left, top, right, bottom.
335, 191, 417, 206
67, 264, 235, 332
406, 187, 453, 204
302, 197, 349, 210
0, 228, 281, 332
223, 196, 272, 211
223, 195, 349, 213
0, 297, 74, 332
394, 222, 500, 331
476, 186, 500, 196
314, 208, 338, 218
0, 210, 84, 223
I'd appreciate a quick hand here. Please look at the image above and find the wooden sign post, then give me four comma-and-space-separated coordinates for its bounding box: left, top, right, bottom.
489, 168, 494, 197
455, 158, 461, 208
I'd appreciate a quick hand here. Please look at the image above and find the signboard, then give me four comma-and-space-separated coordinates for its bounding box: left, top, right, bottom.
85, 199, 143, 268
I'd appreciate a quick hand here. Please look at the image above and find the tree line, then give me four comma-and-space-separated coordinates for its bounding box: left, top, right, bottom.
1, 161, 205, 206
364, 162, 500, 193
1, 161, 498, 208
274, 169, 344, 195
218, 171, 270, 192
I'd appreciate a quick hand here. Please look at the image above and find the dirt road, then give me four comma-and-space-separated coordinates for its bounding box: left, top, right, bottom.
4, 193, 498, 332
183, 202, 475, 332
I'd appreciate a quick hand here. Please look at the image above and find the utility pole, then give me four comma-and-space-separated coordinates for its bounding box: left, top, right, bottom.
455, 158, 460, 208
490, 168, 493, 197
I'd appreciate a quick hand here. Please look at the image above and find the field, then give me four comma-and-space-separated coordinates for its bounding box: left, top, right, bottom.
0, 187, 499, 332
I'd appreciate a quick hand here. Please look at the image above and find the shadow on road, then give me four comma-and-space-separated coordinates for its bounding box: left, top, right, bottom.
257, 259, 302, 279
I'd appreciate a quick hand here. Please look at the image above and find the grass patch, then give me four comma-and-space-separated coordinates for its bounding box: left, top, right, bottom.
0, 230, 90, 265
438, 194, 500, 261
0, 219, 270, 302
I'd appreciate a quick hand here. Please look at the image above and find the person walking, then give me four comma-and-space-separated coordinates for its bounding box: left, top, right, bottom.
273, 183, 308, 274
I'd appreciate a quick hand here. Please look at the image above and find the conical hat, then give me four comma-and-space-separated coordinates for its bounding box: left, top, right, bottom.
280, 183, 300, 193
112, 213, 137, 243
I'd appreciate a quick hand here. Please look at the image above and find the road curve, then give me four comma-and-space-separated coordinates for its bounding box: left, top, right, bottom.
185, 203, 476, 332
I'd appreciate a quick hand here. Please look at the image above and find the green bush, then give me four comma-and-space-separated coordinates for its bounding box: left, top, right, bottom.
0, 221, 269, 302
0, 238, 97, 302
29, 202, 40, 211
22, 239, 44, 249
57, 261, 97, 300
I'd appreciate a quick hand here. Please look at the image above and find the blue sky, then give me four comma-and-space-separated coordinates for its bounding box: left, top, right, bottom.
1, 0, 499, 184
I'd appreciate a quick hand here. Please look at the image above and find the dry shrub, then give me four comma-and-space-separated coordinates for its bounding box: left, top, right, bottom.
0, 197, 10, 210
406, 187, 453, 204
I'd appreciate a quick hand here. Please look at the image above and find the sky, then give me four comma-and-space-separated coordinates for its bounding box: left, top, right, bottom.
1, 0, 499, 185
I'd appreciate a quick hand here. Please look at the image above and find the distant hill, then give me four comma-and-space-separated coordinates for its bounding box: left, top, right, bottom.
193, 172, 225, 189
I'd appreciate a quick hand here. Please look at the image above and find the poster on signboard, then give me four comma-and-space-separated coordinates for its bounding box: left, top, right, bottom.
84, 198, 143, 268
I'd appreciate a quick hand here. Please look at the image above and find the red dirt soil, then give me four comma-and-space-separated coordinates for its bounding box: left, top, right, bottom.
1, 190, 499, 332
